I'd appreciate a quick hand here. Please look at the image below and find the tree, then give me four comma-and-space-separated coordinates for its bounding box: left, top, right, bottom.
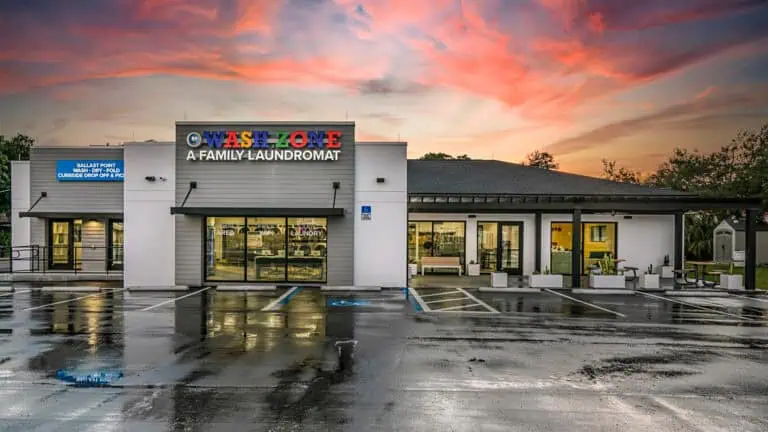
419, 152, 471, 160
0, 134, 34, 250
601, 159, 643, 184
0, 134, 34, 210
642, 123, 768, 259
523, 150, 558, 169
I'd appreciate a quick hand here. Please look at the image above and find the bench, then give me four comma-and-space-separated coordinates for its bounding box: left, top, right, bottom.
421, 257, 463, 276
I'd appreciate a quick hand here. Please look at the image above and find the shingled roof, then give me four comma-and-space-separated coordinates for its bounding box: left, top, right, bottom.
407, 159, 691, 196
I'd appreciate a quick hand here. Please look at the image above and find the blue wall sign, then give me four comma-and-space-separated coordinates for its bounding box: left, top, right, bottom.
361, 205, 371, 220
56, 160, 124, 182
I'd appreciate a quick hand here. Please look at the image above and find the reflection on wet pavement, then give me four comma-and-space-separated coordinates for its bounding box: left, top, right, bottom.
0, 287, 766, 431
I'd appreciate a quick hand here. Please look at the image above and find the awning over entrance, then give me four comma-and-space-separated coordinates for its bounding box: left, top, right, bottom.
170, 207, 345, 217
18, 211, 123, 219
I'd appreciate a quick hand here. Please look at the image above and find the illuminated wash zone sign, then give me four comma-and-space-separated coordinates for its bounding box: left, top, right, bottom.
185, 129, 342, 162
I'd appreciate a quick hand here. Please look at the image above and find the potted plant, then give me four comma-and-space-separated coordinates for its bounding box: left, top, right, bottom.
467, 260, 481, 276
661, 254, 674, 278
719, 262, 743, 290
641, 264, 660, 289
530, 266, 563, 288
408, 260, 418, 279
589, 255, 626, 288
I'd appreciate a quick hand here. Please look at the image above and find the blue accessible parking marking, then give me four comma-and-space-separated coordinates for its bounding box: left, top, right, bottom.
328, 298, 370, 307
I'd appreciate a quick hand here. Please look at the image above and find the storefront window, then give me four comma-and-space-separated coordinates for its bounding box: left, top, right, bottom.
108, 220, 124, 270
247, 217, 286, 282
287, 218, 327, 282
550, 222, 617, 275
407, 222, 433, 267
206, 216, 327, 282
206, 217, 246, 281
583, 223, 617, 271
477, 222, 498, 273
433, 222, 465, 263
407, 221, 466, 270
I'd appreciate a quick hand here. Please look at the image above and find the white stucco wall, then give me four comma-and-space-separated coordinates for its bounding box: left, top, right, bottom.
124, 142, 176, 288
11, 161, 31, 271
408, 213, 537, 275
408, 212, 677, 276
354, 142, 408, 288
542, 213, 676, 274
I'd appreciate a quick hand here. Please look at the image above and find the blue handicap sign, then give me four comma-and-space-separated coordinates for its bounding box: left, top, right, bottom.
361, 205, 371, 214
328, 298, 370, 307
55, 369, 124, 387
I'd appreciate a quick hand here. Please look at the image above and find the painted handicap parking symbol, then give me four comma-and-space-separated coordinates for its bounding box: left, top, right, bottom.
55, 369, 124, 387
328, 298, 370, 307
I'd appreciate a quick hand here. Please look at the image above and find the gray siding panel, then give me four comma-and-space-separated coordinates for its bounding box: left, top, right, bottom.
29, 148, 124, 247
174, 123, 355, 286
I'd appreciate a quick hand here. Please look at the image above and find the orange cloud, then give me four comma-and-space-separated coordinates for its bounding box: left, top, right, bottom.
587, 11, 606, 34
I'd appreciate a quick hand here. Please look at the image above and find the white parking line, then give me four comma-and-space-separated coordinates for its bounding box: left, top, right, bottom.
23, 288, 127, 311
261, 286, 300, 311
0, 289, 32, 298
407, 287, 431, 312
419, 290, 463, 298
638, 291, 761, 321
139, 287, 210, 312
457, 288, 500, 313
730, 294, 768, 304
544, 289, 627, 318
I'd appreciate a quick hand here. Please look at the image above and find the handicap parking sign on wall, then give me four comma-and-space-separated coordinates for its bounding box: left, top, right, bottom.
361, 205, 372, 221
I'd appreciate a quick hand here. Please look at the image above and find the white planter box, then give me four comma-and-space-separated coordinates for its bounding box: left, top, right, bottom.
641, 274, 660, 289
529, 274, 563, 288
408, 264, 418, 279
491, 272, 508, 288
720, 274, 742, 290
589, 275, 626, 289
467, 263, 481, 277
661, 266, 674, 279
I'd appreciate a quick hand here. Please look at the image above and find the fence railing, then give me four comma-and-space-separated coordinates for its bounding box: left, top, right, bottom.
0, 245, 124, 274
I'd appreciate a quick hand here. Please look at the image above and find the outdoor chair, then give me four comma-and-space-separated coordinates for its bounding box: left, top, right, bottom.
673, 268, 698, 288
704, 270, 722, 288
620, 265, 638, 281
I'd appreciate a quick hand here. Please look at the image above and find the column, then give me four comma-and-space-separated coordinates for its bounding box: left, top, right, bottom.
571, 209, 581, 288
534, 212, 542, 273
745, 209, 757, 291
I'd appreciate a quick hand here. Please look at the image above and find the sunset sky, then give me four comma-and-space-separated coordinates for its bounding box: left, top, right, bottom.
1, 0, 767, 176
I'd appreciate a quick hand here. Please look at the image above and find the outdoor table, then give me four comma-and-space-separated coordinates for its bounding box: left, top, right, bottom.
685, 261, 720, 287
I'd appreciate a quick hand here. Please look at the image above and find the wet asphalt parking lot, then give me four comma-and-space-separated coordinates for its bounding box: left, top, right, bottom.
0, 285, 767, 431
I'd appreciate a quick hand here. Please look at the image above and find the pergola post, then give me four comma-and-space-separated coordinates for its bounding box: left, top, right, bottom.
535, 212, 542, 273
571, 209, 582, 288
745, 209, 757, 291
674, 212, 684, 284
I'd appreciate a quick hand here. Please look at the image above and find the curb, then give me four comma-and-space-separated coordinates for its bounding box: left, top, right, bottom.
571, 289, 636, 295
216, 285, 277, 292
321, 286, 382, 291
126, 286, 189, 291
478, 287, 541, 293
38, 286, 102, 292
664, 290, 729, 297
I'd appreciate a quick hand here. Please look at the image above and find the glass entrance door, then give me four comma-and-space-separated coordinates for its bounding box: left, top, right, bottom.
49, 220, 73, 269
108, 220, 124, 270
499, 223, 523, 275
